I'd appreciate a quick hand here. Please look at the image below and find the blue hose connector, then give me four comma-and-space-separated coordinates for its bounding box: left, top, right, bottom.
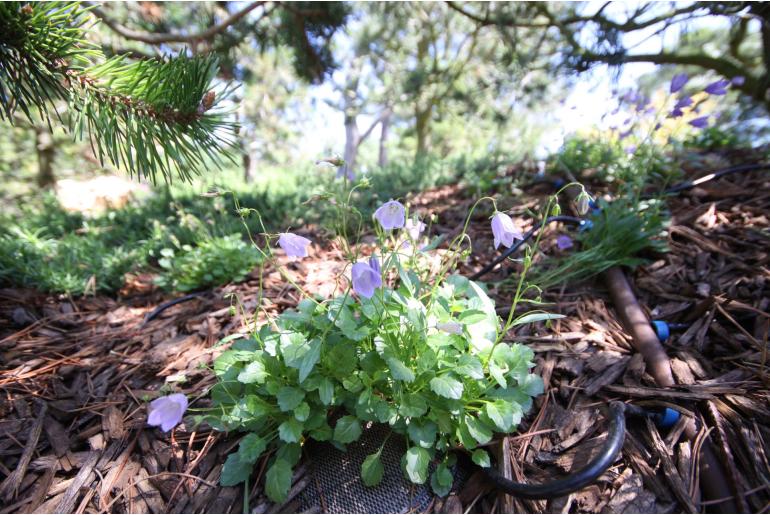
553, 178, 566, 189
578, 219, 594, 232
651, 320, 670, 342
654, 408, 680, 429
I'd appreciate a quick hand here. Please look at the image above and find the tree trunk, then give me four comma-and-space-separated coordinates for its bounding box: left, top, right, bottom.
343, 112, 360, 175
415, 106, 431, 160
378, 110, 391, 168
34, 126, 55, 189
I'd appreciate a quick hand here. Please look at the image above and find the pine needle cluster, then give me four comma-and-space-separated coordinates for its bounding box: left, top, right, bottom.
0, 2, 238, 182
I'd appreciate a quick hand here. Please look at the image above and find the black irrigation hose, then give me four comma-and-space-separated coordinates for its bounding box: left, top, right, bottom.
142, 293, 203, 325
659, 161, 770, 195
483, 401, 627, 499
469, 215, 583, 281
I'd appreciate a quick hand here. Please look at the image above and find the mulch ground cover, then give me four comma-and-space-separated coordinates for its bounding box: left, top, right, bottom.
1, 151, 769, 513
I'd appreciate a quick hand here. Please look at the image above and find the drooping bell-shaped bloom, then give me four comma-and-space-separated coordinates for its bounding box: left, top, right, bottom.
437, 321, 463, 335
374, 200, 405, 230
148, 393, 188, 432
405, 216, 426, 241
351, 260, 382, 299
669, 73, 689, 93
278, 232, 312, 258
490, 212, 522, 250
556, 234, 574, 250
575, 192, 593, 216
625, 145, 637, 155
704, 79, 729, 95
675, 96, 692, 109
731, 76, 745, 86
689, 116, 710, 129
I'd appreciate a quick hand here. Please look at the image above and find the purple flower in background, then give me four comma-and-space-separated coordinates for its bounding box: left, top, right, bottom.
405, 217, 426, 241
625, 145, 637, 155
437, 321, 463, 335
670, 73, 689, 93
670, 108, 684, 118
374, 200, 405, 230
491, 212, 522, 250
704, 79, 729, 95
619, 128, 633, 140
148, 394, 188, 432
556, 235, 573, 250
675, 96, 693, 109
731, 76, 745, 86
351, 260, 382, 298
278, 232, 312, 258
689, 116, 710, 129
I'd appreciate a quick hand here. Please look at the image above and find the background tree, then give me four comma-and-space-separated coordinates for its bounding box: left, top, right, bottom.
447, 1, 770, 111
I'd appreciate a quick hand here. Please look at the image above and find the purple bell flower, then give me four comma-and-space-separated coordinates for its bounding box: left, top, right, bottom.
490, 212, 522, 250
278, 232, 312, 258
731, 76, 745, 86
689, 116, 710, 129
374, 200, 405, 230
405, 217, 426, 241
670, 73, 689, 93
352, 259, 382, 299
704, 79, 729, 95
148, 394, 188, 432
556, 235, 573, 250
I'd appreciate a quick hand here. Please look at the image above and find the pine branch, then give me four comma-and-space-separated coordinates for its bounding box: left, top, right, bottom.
85, 2, 266, 45
0, 2, 239, 183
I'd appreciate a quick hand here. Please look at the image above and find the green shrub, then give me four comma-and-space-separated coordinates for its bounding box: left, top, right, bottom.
155, 234, 262, 292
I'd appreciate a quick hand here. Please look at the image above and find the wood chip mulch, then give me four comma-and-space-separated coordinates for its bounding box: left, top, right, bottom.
1, 154, 769, 513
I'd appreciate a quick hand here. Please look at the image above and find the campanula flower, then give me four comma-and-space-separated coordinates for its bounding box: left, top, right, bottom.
704, 79, 729, 95
405, 216, 426, 241
556, 235, 573, 250
437, 321, 463, 335
625, 145, 637, 155
575, 191, 593, 216
731, 76, 745, 86
689, 116, 709, 129
670, 108, 684, 118
278, 232, 312, 258
352, 260, 382, 298
374, 200, 405, 230
670, 73, 689, 93
490, 212, 522, 249
675, 96, 692, 109
148, 393, 188, 432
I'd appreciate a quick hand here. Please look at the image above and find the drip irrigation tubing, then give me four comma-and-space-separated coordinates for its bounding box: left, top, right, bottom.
470, 165, 762, 509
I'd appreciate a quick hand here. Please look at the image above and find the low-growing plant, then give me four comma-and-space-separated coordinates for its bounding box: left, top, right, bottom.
155, 234, 262, 292
199, 177, 579, 502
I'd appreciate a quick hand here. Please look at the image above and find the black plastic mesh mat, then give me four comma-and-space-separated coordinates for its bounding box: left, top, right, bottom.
299, 422, 466, 513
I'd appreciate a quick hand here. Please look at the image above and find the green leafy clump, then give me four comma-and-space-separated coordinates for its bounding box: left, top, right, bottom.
550, 136, 624, 179
154, 234, 262, 292
205, 272, 544, 502
533, 195, 669, 289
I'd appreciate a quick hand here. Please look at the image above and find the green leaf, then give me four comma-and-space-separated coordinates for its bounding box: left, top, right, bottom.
282, 336, 321, 383
430, 375, 464, 400
465, 416, 493, 446
471, 449, 491, 468
294, 402, 310, 421
361, 452, 385, 487
318, 377, 335, 405
237, 360, 267, 384
278, 418, 303, 443
277, 387, 304, 412
512, 312, 565, 326
485, 401, 515, 432
333, 416, 362, 444
430, 463, 453, 496
276, 442, 302, 467
220, 453, 252, 486
404, 447, 430, 484
458, 309, 487, 324
386, 357, 415, 383
265, 459, 293, 503
455, 355, 484, 379
407, 420, 437, 448
310, 424, 333, 441
489, 359, 507, 388
398, 393, 428, 418
239, 433, 267, 463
